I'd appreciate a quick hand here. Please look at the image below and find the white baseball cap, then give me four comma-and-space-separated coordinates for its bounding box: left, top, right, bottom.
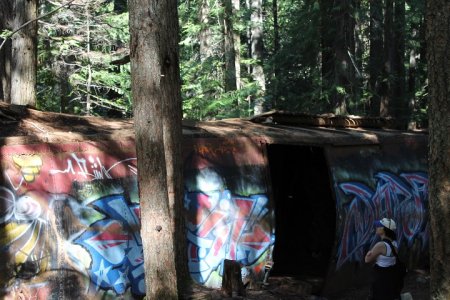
374, 218, 397, 230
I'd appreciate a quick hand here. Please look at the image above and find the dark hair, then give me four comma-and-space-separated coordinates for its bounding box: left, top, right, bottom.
384, 227, 397, 240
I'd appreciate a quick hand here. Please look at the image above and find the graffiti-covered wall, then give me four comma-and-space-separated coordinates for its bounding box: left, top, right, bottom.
0, 137, 273, 299
183, 138, 273, 288
326, 140, 428, 289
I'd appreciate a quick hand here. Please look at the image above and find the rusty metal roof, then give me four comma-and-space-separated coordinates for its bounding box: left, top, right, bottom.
0, 103, 427, 146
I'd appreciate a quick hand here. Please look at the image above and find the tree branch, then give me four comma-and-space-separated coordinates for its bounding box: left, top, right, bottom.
0, 0, 77, 52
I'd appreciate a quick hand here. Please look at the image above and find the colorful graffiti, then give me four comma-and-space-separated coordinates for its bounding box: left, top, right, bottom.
12, 154, 43, 183
1, 140, 272, 297
0, 188, 50, 279
335, 171, 428, 269
185, 189, 271, 285
74, 194, 145, 295
183, 164, 272, 287
0, 150, 142, 298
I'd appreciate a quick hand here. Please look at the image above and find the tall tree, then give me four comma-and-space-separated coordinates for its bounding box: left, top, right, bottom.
84, 0, 93, 115
0, 1, 12, 103
232, 0, 241, 91
129, 0, 187, 298
381, 0, 395, 118
271, 0, 279, 107
249, 0, 266, 115
332, 0, 354, 114
368, 0, 383, 116
392, 0, 406, 125
222, 0, 237, 92
405, 0, 427, 128
426, 0, 450, 299
199, 0, 215, 61
11, 0, 38, 106
320, 0, 337, 112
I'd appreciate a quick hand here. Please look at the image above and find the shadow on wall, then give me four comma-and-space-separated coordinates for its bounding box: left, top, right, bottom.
267, 145, 336, 281
182, 138, 274, 288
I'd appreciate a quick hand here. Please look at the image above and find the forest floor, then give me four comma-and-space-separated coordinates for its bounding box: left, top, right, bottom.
185, 269, 430, 300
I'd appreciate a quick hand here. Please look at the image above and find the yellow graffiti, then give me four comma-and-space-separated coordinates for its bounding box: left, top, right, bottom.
12, 154, 43, 183
0, 222, 33, 245
0, 221, 43, 264
15, 221, 42, 265
0, 221, 49, 275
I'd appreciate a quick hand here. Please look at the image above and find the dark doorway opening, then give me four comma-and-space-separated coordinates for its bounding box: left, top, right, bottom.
267, 145, 336, 283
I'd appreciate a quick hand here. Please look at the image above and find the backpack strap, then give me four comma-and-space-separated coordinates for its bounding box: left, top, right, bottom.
383, 239, 399, 258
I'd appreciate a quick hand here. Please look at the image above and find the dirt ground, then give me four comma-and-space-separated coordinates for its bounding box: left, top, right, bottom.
185, 270, 430, 300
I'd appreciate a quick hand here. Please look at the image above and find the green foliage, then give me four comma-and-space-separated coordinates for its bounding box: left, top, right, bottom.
263, 0, 324, 113
37, 0, 131, 117
0, 29, 12, 39
33, 0, 428, 125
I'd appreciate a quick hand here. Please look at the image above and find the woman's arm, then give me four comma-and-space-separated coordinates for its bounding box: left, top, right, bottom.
365, 242, 386, 263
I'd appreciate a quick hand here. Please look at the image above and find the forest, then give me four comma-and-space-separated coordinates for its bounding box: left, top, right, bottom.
0, 1, 449, 299
0, 0, 428, 129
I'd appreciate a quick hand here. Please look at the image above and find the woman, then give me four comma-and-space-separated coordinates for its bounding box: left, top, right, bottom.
365, 218, 400, 300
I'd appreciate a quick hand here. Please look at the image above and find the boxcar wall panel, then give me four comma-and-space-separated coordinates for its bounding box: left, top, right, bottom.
0, 137, 274, 299
182, 137, 273, 288
0, 142, 142, 299
323, 139, 428, 294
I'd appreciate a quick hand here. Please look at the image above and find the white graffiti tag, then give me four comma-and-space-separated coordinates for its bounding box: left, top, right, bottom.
50, 153, 137, 179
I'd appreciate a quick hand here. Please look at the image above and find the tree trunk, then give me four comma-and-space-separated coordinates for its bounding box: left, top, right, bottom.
320, 0, 336, 112
332, 0, 353, 115
85, 2, 92, 115
0, 0, 13, 103
250, 0, 266, 115
0, 39, 11, 103
381, 0, 394, 117
199, 0, 214, 61
232, 0, 241, 92
10, 0, 37, 106
222, 0, 237, 92
368, 0, 383, 116
272, 0, 279, 108
222, 260, 246, 297
0, 0, 12, 103
59, 62, 72, 113
407, 49, 417, 129
352, 0, 363, 113
160, 2, 190, 295
129, 0, 186, 298
392, 0, 406, 126
425, 1, 450, 299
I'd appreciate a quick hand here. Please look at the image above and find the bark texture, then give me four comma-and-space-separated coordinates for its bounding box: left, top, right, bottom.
368, 0, 383, 116
381, 0, 394, 117
11, 0, 37, 106
199, 0, 214, 61
223, 0, 237, 92
222, 260, 245, 297
426, 1, 450, 299
0, 0, 13, 103
129, 0, 186, 298
250, 0, 266, 115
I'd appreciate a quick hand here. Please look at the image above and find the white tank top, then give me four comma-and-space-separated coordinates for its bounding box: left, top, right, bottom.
375, 241, 398, 267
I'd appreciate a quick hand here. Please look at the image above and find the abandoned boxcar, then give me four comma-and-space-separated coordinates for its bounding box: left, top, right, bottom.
0, 104, 428, 298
